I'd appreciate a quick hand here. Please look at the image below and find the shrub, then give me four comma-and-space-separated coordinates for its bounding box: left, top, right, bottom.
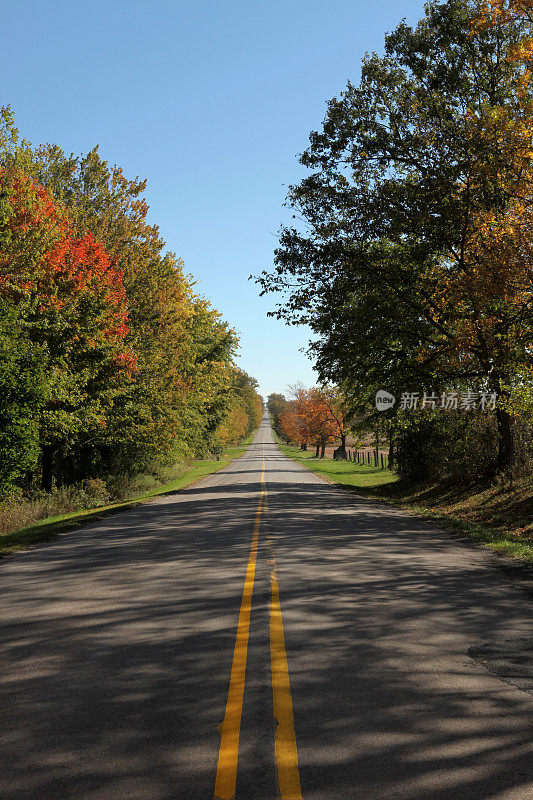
0, 481, 110, 535
80, 478, 111, 506
395, 411, 498, 482
105, 473, 139, 501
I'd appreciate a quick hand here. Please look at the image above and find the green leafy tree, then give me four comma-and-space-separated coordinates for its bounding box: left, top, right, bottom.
257, 0, 533, 473
0, 304, 48, 493
267, 393, 289, 438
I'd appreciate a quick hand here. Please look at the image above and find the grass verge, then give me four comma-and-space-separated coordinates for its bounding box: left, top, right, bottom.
277, 440, 533, 566
0, 437, 254, 559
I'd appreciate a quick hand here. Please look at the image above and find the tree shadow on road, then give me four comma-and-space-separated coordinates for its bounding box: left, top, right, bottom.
0, 452, 531, 799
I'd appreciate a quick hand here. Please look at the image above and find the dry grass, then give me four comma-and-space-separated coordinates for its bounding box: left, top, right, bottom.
0, 479, 111, 536
0, 501, 44, 534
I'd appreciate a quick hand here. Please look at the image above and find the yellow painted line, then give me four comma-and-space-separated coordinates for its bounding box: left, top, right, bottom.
270, 553, 303, 800
262, 442, 302, 797
213, 444, 266, 800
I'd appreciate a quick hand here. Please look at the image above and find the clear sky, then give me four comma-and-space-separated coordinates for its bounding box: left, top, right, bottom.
1, 0, 426, 399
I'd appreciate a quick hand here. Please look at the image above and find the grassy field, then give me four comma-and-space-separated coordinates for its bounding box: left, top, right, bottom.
0, 437, 254, 558
277, 440, 533, 565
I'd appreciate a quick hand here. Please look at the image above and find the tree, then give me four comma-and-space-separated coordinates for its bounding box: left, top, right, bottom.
305, 387, 339, 457
280, 385, 337, 456
0, 166, 134, 490
215, 370, 262, 448
267, 393, 290, 439
321, 386, 351, 457
478, 1, 533, 24
279, 400, 307, 448
0, 304, 47, 494
0, 105, 263, 495
257, 0, 533, 474
23, 143, 241, 471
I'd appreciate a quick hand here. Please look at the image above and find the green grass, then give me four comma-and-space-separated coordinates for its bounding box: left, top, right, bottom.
277, 440, 533, 565
277, 442, 398, 490
0, 438, 253, 558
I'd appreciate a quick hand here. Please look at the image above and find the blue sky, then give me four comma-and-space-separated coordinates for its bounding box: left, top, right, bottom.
1, 0, 426, 398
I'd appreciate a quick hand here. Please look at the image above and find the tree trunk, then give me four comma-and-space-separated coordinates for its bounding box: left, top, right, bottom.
320, 443, 326, 458
496, 408, 514, 475
41, 445, 55, 492
490, 372, 513, 476
333, 431, 348, 460
301, 443, 307, 451
315, 443, 320, 458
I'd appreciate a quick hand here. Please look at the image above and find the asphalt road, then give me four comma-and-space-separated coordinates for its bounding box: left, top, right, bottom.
0, 412, 531, 800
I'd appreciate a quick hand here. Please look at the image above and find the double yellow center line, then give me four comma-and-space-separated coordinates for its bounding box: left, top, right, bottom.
214, 443, 302, 800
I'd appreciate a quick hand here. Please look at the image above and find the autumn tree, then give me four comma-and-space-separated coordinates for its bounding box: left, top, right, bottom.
321, 386, 352, 457
0, 166, 134, 489
280, 385, 337, 457
306, 387, 338, 457
257, 0, 533, 474
21, 142, 244, 471
279, 400, 307, 448
215, 370, 262, 448
0, 104, 260, 493
479, 0, 533, 23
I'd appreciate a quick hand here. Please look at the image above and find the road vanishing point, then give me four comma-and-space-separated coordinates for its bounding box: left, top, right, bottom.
0, 412, 531, 799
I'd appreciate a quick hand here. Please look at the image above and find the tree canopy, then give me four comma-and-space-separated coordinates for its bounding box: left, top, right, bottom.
0, 109, 261, 494
257, 0, 533, 472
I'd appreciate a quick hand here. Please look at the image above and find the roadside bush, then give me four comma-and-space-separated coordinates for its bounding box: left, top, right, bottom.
395, 411, 498, 482
80, 478, 111, 506
104, 473, 142, 501
514, 418, 533, 477
0, 491, 42, 534
0, 481, 110, 536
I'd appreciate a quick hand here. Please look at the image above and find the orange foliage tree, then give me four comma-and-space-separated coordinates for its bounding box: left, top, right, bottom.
280, 401, 307, 448
280, 385, 338, 457
478, 1, 533, 23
